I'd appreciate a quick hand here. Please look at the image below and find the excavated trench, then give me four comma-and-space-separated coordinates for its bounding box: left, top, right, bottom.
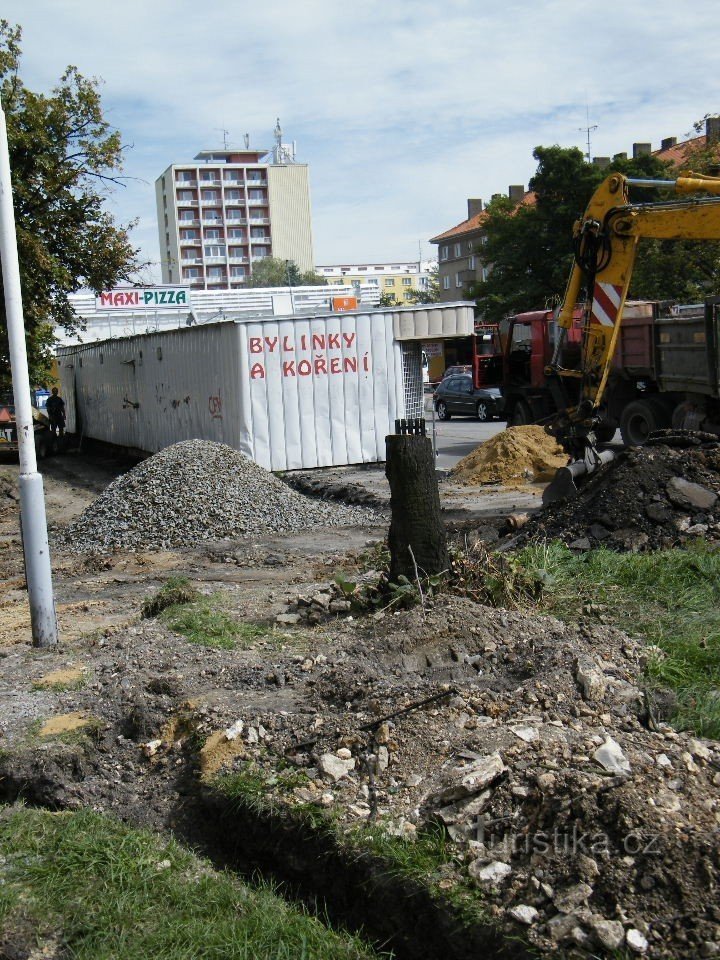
0, 752, 531, 960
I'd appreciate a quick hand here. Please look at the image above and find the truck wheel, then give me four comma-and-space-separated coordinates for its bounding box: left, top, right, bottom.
620, 399, 669, 446
436, 401, 451, 421
476, 400, 490, 422
509, 401, 532, 426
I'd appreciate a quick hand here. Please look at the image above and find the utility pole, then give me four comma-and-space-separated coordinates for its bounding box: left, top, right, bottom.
0, 100, 58, 646
579, 104, 598, 162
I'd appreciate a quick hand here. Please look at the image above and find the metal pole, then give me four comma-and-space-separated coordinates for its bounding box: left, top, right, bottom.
0, 101, 58, 646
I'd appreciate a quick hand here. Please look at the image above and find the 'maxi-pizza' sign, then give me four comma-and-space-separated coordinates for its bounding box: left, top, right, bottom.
96, 288, 190, 309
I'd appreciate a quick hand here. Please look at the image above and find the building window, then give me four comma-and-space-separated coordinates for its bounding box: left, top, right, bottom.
184, 267, 200, 278
368, 278, 379, 286
440, 246, 448, 261
204, 244, 226, 257
468, 255, 476, 269
384, 278, 394, 287
225, 189, 242, 200
456, 273, 463, 288
402, 277, 412, 286
454, 243, 461, 257
207, 266, 225, 278
403, 292, 413, 301
179, 211, 195, 221
442, 275, 450, 290
230, 266, 246, 277
181, 249, 197, 260
181, 229, 199, 240
177, 190, 195, 201
205, 229, 222, 240
228, 228, 245, 239
201, 190, 219, 203
200, 170, 219, 182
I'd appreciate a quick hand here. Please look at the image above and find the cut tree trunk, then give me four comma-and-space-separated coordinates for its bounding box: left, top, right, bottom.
385, 433, 448, 582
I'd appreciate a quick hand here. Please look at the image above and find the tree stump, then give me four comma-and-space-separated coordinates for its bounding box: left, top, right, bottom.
385, 433, 448, 582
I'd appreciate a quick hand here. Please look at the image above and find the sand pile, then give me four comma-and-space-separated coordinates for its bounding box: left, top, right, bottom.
451, 425, 568, 485
523, 432, 720, 550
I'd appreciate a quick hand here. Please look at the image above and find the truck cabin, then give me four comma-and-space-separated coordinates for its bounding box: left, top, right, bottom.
500, 308, 584, 388
439, 325, 503, 388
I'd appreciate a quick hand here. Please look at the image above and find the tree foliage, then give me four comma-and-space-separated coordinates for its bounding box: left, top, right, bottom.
471, 139, 720, 320
406, 265, 440, 304
246, 256, 326, 288
0, 21, 139, 387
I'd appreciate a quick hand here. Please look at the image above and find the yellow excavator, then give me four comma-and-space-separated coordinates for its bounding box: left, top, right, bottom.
543, 170, 720, 503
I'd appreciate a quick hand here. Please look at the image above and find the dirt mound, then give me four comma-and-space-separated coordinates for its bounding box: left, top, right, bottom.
524, 434, 720, 550
451, 426, 568, 485
54, 440, 380, 552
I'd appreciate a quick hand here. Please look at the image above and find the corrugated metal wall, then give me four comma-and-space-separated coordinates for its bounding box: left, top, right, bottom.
236, 311, 404, 470
58, 323, 241, 451
57, 305, 473, 470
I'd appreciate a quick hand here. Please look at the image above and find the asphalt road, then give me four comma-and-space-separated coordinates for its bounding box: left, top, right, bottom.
426, 414, 506, 471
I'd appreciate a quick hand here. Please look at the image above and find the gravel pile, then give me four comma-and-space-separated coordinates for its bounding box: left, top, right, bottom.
56, 440, 383, 552
523, 432, 720, 551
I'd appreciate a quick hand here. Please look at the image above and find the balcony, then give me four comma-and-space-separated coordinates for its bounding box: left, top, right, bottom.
175, 177, 197, 187
225, 216, 247, 225
176, 198, 198, 207
181, 257, 203, 265
178, 218, 200, 227
251, 255, 269, 262
179, 237, 201, 245
250, 236, 271, 244
247, 198, 268, 206
201, 218, 223, 226
224, 176, 244, 185
249, 217, 270, 225
246, 177, 267, 186
198, 177, 221, 187
228, 256, 249, 264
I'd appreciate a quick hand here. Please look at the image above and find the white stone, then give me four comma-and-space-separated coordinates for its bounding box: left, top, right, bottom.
689, 738, 712, 761
319, 752, 355, 781
224, 719, 244, 741
593, 737, 631, 775
656, 753, 672, 768
469, 860, 512, 885
336, 747, 352, 760
576, 655, 607, 702
511, 725, 539, 743
509, 904, 539, 925
377, 746, 389, 772
626, 928, 649, 954
436, 752, 506, 802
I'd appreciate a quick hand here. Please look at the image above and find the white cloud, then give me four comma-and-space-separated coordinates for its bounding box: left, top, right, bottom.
3, 0, 719, 276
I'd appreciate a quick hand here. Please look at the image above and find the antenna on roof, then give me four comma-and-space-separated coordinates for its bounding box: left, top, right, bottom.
215, 127, 230, 149
578, 102, 598, 162
243, 132, 250, 149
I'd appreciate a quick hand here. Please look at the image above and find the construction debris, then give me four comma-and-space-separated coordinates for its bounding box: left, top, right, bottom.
522, 436, 720, 550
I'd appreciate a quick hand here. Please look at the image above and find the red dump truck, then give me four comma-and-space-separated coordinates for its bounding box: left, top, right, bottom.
491, 299, 720, 445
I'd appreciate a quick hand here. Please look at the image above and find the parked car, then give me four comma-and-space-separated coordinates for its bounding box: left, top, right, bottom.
433, 374, 504, 422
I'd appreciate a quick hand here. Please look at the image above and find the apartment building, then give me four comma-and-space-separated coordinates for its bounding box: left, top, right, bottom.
430, 187, 527, 303
315, 260, 436, 302
156, 131, 314, 290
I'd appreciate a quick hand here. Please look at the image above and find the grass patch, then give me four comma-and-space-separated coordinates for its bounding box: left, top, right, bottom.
142, 576, 200, 618
161, 596, 269, 650
516, 541, 720, 738
0, 805, 383, 960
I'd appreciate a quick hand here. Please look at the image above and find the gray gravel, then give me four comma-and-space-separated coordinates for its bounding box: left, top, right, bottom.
55, 440, 383, 552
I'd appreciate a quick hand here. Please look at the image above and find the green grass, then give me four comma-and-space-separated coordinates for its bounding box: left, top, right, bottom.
0, 806, 383, 960
142, 576, 200, 618
516, 541, 720, 738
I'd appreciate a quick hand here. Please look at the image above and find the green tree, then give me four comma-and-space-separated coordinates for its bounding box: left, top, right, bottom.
471, 145, 677, 321
378, 290, 399, 307
0, 21, 138, 388
246, 256, 326, 287
406, 265, 440, 304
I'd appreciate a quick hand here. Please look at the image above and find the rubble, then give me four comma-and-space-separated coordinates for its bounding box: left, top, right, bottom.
55, 440, 382, 552
522, 435, 720, 550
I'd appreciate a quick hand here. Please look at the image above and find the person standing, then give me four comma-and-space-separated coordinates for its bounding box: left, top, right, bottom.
45, 387, 65, 438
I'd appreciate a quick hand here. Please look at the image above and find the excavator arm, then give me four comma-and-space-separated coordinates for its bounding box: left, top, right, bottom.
543, 171, 720, 502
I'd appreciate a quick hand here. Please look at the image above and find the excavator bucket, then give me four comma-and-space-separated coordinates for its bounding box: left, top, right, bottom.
542, 448, 616, 506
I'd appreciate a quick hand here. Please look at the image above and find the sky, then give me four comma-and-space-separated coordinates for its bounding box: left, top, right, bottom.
3, 0, 719, 282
